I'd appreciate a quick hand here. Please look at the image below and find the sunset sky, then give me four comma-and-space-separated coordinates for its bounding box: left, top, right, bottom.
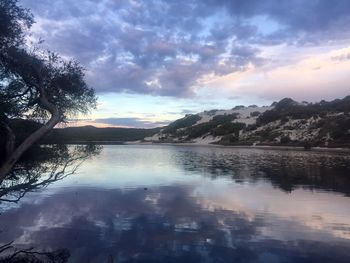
21, 0, 350, 128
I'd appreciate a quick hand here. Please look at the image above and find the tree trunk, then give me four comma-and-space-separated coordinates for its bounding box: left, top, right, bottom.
0, 91, 60, 182
3, 122, 15, 158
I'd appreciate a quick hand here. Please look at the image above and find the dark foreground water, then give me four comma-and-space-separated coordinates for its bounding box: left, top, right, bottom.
1, 145, 350, 262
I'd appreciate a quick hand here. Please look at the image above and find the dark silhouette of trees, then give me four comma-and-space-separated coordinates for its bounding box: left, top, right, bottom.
0, 244, 70, 263
0, 0, 97, 180
162, 115, 201, 134
0, 144, 101, 203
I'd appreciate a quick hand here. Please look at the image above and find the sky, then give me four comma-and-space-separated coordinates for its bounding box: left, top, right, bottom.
20, 0, 350, 128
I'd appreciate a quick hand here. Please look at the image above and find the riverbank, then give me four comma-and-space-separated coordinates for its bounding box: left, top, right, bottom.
126, 141, 350, 153
48, 140, 350, 153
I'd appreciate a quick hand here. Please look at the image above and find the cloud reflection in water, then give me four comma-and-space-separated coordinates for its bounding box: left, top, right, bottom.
1, 145, 350, 262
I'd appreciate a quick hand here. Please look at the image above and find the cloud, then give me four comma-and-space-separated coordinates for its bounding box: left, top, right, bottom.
332, 53, 350, 61
20, 0, 350, 98
209, 46, 350, 102
3, 184, 350, 262
202, 0, 350, 42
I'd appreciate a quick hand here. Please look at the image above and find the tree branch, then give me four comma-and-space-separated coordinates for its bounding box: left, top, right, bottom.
0, 120, 15, 160
0, 86, 61, 181
6, 87, 31, 99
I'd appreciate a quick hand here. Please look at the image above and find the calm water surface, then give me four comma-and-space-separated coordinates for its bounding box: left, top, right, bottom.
1, 145, 350, 262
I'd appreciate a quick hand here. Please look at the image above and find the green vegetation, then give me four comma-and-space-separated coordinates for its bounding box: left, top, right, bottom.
186, 114, 244, 139
250, 111, 261, 117
187, 122, 218, 138
280, 136, 291, 144
46, 126, 160, 143
212, 113, 238, 123
0, 119, 159, 160
258, 96, 350, 125
162, 114, 201, 134
0, 0, 96, 179
162, 113, 242, 140
317, 114, 350, 141
212, 122, 246, 137
218, 134, 239, 144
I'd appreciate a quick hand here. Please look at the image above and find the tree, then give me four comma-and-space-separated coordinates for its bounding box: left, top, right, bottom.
0, 0, 97, 180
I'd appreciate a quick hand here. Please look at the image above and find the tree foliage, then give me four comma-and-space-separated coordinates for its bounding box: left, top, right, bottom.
0, 0, 33, 50
0, 0, 97, 179
257, 96, 350, 125
163, 114, 201, 134
1, 49, 97, 120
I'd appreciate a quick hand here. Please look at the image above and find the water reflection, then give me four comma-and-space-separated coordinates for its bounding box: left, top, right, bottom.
174, 146, 350, 194
1, 186, 350, 262
0, 145, 350, 262
0, 144, 101, 262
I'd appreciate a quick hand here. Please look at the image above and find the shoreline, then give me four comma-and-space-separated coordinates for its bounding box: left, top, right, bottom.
58, 141, 350, 153
136, 142, 350, 153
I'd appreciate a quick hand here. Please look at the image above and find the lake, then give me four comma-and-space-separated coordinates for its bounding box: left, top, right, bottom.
1, 145, 350, 262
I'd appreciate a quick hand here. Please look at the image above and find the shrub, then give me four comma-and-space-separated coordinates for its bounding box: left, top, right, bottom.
250, 111, 261, 117
220, 134, 238, 144
280, 136, 291, 144
212, 122, 246, 137
163, 114, 201, 134
303, 141, 312, 150
212, 114, 238, 124
187, 122, 217, 138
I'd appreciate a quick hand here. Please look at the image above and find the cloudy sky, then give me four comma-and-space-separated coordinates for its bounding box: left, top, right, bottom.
21, 0, 350, 128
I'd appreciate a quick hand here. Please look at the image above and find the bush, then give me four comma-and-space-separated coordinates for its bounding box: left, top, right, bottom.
220, 134, 238, 144
250, 111, 261, 117
232, 105, 245, 110
258, 96, 350, 125
212, 114, 238, 124
163, 114, 201, 134
280, 136, 291, 144
257, 109, 281, 124
187, 114, 244, 139
211, 122, 246, 137
187, 122, 217, 138
303, 141, 312, 150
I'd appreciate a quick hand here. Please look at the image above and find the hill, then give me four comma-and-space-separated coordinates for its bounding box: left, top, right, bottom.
0, 121, 160, 157
44, 126, 160, 144
2, 96, 350, 150
144, 96, 350, 148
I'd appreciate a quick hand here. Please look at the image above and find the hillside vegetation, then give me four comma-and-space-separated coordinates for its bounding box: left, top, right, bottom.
2, 96, 349, 154
145, 96, 350, 148
45, 126, 160, 143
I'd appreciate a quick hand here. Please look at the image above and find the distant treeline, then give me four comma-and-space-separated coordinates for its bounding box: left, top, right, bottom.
44, 125, 160, 144
0, 120, 159, 159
